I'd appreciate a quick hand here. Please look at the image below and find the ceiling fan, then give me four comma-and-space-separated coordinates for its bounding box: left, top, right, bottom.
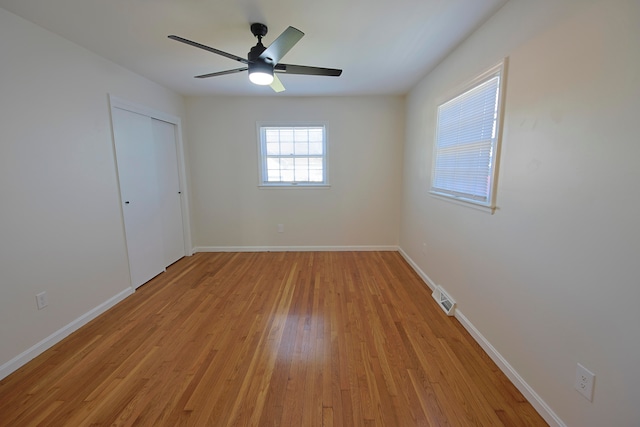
168, 23, 342, 93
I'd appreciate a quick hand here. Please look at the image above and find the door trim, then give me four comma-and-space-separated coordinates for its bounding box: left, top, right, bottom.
108, 95, 193, 263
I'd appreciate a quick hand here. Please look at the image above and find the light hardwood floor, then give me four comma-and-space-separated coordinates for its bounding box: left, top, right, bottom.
0, 252, 547, 426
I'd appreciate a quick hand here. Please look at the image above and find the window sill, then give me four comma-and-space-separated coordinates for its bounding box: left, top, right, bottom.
429, 191, 496, 214
259, 183, 331, 189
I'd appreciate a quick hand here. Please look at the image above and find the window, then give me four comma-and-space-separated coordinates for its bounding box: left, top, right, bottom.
258, 124, 327, 186
430, 60, 507, 212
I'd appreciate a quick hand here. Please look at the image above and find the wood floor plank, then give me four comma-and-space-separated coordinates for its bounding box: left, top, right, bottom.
0, 252, 548, 426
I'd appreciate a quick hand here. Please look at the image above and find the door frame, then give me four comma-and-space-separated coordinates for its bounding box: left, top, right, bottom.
108, 95, 193, 270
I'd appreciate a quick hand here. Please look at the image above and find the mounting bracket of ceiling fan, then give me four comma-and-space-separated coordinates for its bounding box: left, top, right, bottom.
250, 23, 268, 40
168, 23, 342, 93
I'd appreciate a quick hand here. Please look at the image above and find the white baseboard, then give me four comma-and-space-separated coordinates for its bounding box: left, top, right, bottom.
0, 287, 134, 381
397, 247, 437, 292
454, 311, 566, 427
194, 245, 399, 253
397, 247, 566, 427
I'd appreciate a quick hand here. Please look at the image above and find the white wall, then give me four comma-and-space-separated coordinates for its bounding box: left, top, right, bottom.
400, 0, 640, 426
0, 8, 186, 373
185, 96, 404, 249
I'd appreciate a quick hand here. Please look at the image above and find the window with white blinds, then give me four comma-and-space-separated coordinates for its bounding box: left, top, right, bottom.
258, 125, 327, 186
430, 61, 506, 212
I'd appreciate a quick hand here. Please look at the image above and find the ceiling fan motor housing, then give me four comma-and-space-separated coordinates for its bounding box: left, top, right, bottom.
248, 43, 269, 63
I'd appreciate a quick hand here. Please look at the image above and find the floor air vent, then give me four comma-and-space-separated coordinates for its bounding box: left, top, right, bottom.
432, 285, 456, 316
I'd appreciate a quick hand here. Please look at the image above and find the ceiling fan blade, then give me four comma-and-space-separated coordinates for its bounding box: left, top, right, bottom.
270, 74, 286, 93
168, 35, 248, 64
259, 26, 304, 64
195, 67, 248, 79
275, 63, 342, 76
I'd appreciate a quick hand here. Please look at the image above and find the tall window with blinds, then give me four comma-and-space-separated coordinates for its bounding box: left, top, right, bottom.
430, 60, 506, 212
258, 125, 327, 186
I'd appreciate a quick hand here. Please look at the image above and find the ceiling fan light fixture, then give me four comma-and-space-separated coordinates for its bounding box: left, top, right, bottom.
249, 70, 274, 85
248, 60, 274, 85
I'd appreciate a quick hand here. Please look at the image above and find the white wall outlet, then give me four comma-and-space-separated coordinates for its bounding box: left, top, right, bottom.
36, 291, 48, 310
575, 363, 595, 401
422, 242, 427, 255
277, 224, 284, 233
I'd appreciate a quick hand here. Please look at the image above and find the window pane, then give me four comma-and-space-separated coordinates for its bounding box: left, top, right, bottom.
294, 128, 308, 142
294, 158, 308, 170
309, 170, 323, 182
295, 142, 309, 155
309, 157, 323, 170
295, 169, 309, 181
266, 142, 280, 155
267, 170, 281, 181
281, 169, 294, 181
309, 142, 323, 155
279, 129, 294, 142
280, 157, 293, 170
267, 157, 280, 170
280, 142, 294, 155
309, 128, 323, 142
265, 129, 280, 143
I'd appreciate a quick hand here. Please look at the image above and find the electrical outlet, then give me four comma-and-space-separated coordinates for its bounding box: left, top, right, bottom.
575, 363, 595, 401
277, 224, 284, 233
36, 291, 48, 310
422, 242, 427, 255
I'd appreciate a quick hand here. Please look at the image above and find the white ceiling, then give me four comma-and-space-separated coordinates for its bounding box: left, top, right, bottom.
0, 0, 507, 96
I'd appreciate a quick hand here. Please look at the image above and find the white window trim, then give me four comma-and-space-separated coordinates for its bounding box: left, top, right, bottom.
429, 58, 508, 214
256, 122, 330, 188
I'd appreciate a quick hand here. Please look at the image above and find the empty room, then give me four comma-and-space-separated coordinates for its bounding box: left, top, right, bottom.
0, 0, 638, 426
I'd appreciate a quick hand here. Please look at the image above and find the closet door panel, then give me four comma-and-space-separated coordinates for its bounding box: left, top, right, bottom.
112, 108, 165, 289
152, 118, 186, 266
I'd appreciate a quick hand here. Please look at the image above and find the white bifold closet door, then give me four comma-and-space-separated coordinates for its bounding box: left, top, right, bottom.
112, 107, 185, 289
152, 119, 186, 268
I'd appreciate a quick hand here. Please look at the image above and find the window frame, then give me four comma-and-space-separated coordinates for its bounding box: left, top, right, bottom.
256, 122, 330, 188
429, 59, 508, 214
